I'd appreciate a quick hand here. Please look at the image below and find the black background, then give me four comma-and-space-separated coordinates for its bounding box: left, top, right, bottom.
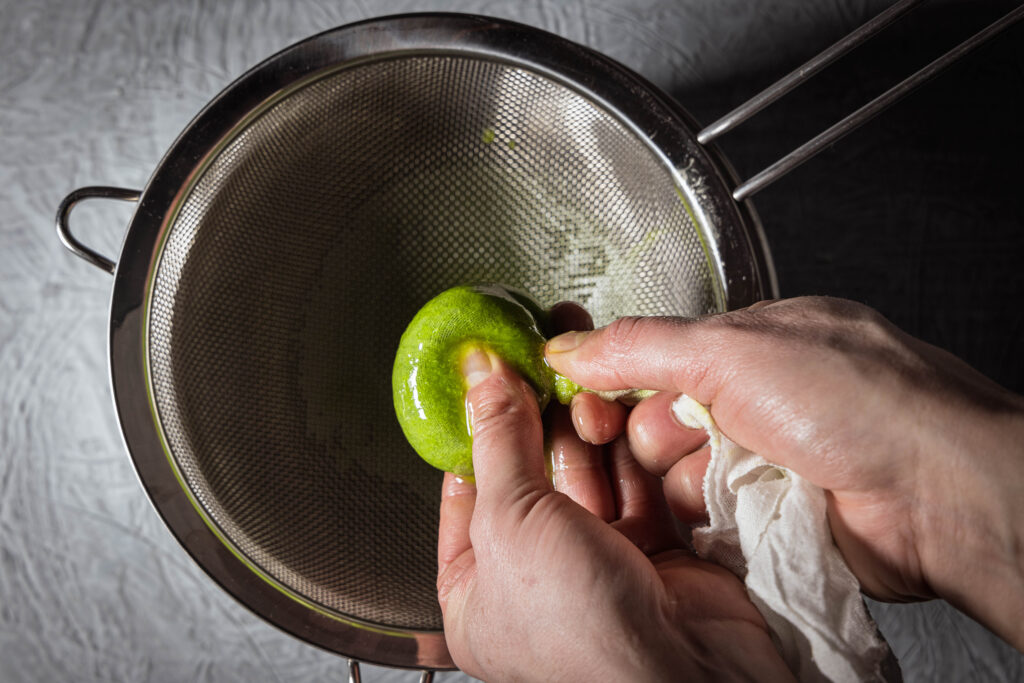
678, 0, 1023, 396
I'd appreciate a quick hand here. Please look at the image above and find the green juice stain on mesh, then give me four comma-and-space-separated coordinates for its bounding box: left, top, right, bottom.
392, 284, 582, 477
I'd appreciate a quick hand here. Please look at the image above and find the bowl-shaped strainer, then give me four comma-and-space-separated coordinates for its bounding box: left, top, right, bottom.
59, 15, 775, 672
55, 8, 1021, 678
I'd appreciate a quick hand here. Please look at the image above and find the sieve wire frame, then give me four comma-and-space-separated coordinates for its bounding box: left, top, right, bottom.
106, 13, 777, 672
142, 49, 717, 636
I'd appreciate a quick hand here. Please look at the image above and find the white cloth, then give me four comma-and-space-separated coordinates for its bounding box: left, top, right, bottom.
672, 395, 898, 682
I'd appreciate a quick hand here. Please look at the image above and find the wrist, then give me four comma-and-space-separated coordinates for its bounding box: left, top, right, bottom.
915, 400, 1024, 649
622, 617, 795, 682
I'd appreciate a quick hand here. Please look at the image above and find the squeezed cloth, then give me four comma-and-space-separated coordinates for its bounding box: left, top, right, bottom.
672, 395, 899, 682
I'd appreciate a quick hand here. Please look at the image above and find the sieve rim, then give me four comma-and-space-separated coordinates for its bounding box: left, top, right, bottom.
106, 13, 776, 670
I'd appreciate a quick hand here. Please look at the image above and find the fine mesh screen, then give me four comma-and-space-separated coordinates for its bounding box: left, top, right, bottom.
146, 55, 720, 631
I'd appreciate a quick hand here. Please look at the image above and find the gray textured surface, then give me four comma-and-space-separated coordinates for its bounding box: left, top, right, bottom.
2, 0, 1022, 681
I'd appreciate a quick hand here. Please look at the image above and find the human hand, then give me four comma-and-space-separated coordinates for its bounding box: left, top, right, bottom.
545, 296, 1024, 651
435, 342, 796, 680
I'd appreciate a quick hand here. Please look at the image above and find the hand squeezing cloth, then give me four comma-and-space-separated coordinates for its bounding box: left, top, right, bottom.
672, 395, 901, 682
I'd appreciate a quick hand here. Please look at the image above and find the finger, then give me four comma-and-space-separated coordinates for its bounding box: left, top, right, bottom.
545, 298, 806, 413
548, 300, 594, 333
568, 391, 627, 445
437, 471, 477, 576
550, 303, 628, 446
549, 302, 624, 446
745, 298, 781, 312
545, 315, 740, 403
436, 472, 479, 619
463, 348, 549, 509
627, 391, 709, 475
608, 436, 682, 555
662, 445, 712, 524
547, 404, 615, 522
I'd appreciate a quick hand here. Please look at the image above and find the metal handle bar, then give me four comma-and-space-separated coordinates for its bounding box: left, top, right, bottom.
55, 186, 141, 274
699, 1, 1024, 202
347, 660, 434, 683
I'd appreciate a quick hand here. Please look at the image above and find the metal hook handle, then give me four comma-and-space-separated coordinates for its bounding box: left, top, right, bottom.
347, 659, 434, 682
698, 1, 1024, 202
55, 186, 141, 274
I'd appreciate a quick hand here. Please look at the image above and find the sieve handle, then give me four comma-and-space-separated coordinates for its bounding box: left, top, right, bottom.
56, 186, 141, 274
346, 660, 434, 682
698, 1, 1024, 202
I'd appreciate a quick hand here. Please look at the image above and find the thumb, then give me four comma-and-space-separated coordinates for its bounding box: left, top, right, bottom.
545, 315, 735, 404
463, 348, 549, 508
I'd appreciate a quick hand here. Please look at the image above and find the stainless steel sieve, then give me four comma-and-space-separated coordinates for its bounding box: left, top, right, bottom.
56, 7, 1023, 679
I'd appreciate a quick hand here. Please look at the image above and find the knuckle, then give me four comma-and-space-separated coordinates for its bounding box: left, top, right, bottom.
602, 316, 647, 355
469, 377, 536, 438
794, 296, 896, 349
436, 554, 470, 604
596, 316, 662, 386
723, 295, 891, 346
790, 295, 880, 327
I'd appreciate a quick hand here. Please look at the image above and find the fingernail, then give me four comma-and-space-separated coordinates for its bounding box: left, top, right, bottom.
461, 348, 492, 388
569, 400, 595, 445
547, 330, 589, 354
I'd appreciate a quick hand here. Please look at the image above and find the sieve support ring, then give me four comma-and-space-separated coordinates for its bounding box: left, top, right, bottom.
56, 186, 140, 274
